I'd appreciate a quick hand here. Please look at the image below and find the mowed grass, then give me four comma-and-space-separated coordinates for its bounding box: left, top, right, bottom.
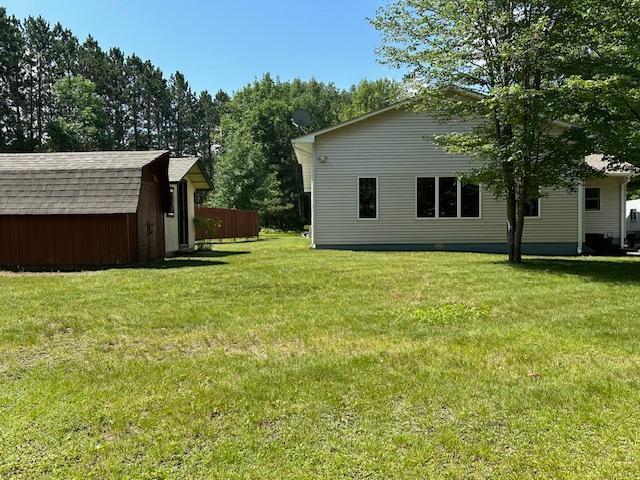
1, 235, 640, 479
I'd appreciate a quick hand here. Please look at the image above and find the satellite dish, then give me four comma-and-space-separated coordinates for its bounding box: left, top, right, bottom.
292, 109, 313, 131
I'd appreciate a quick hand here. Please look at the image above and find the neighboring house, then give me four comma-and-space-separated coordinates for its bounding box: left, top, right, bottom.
0, 150, 170, 267
292, 102, 635, 255
165, 157, 212, 254
626, 199, 640, 244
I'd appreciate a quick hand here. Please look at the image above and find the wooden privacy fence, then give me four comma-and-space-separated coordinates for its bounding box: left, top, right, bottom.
195, 207, 260, 241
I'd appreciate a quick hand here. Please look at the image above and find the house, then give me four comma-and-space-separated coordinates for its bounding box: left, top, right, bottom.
626, 198, 640, 246
0, 150, 170, 267
292, 102, 634, 255
165, 157, 212, 254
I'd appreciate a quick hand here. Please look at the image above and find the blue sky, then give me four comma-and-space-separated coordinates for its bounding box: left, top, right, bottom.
2, 0, 403, 94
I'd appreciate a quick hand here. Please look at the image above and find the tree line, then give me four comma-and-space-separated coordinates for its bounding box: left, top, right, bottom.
0, 7, 229, 179
0, 7, 402, 227
210, 74, 402, 227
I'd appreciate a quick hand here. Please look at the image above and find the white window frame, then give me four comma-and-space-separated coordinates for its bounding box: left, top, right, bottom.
584, 187, 601, 212
357, 176, 379, 220
524, 197, 542, 219
631, 209, 638, 222
415, 176, 482, 220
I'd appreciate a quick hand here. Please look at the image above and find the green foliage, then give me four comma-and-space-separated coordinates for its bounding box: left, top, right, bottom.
210, 122, 285, 219
628, 177, 640, 200
556, 0, 640, 167
193, 216, 221, 239
0, 11, 404, 228
211, 75, 342, 227
46, 76, 107, 151
0, 7, 26, 151
210, 75, 403, 227
0, 12, 228, 157
339, 78, 404, 121
371, 0, 602, 263
2, 235, 640, 477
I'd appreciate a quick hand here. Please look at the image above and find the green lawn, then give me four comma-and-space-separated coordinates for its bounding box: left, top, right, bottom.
2, 235, 640, 479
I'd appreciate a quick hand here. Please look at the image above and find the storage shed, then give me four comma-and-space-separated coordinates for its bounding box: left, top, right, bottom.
0, 150, 171, 267
165, 157, 212, 254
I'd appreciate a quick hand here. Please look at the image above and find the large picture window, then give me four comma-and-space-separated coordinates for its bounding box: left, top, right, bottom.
461, 182, 480, 218
358, 177, 378, 219
416, 177, 436, 218
416, 177, 480, 219
439, 177, 458, 218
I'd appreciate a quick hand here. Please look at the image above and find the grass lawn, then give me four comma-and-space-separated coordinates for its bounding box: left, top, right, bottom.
1, 234, 640, 478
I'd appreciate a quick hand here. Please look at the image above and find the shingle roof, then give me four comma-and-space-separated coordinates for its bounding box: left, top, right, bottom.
168, 157, 199, 182
167, 157, 212, 189
0, 150, 169, 215
586, 154, 639, 177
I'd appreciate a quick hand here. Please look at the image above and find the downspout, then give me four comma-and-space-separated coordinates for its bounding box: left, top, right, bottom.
577, 181, 584, 255
310, 141, 317, 249
621, 177, 630, 249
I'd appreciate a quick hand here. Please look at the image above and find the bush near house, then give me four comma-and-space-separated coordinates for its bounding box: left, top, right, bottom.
1, 235, 640, 478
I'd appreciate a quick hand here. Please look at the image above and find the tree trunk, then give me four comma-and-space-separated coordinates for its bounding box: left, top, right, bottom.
513, 191, 527, 264
506, 188, 517, 263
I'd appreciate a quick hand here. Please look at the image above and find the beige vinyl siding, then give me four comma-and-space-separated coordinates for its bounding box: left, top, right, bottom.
165, 185, 180, 254
314, 108, 578, 246
164, 176, 196, 254
584, 177, 623, 239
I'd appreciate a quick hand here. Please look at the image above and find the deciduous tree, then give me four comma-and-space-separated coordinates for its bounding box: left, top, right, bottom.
372, 0, 594, 263
46, 76, 107, 151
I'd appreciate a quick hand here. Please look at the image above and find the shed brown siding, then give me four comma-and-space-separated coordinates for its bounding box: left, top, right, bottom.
136, 158, 168, 262
0, 214, 137, 267
0, 152, 170, 268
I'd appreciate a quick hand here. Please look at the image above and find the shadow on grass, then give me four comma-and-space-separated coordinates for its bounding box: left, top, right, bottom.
130, 249, 251, 270
196, 236, 269, 246
177, 250, 251, 259
0, 250, 250, 273
509, 257, 640, 284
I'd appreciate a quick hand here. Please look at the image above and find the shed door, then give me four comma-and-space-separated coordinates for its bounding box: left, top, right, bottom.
178, 180, 189, 247
138, 181, 161, 261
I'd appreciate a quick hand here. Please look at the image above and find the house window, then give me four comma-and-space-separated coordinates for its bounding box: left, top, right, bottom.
358, 177, 378, 219
585, 188, 600, 211
631, 209, 638, 222
416, 177, 481, 219
461, 182, 480, 218
439, 177, 458, 218
416, 177, 436, 218
524, 198, 540, 217
166, 186, 175, 217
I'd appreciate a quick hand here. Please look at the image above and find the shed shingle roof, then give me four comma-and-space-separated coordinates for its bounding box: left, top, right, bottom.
168, 157, 199, 183
168, 157, 212, 189
0, 150, 169, 215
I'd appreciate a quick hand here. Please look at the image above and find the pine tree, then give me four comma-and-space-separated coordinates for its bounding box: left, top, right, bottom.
52, 23, 79, 79
0, 8, 26, 151
105, 47, 128, 149
125, 54, 145, 149
23, 16, 55, 148
168, 71, 196, 156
